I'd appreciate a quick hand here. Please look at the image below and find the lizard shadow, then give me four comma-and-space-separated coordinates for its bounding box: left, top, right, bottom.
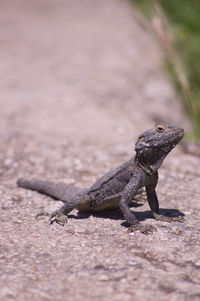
68, 203, 184, 227
68, 202, 142, 220
121, 208, 185, 228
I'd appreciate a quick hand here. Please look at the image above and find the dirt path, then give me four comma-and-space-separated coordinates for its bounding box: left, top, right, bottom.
0, 1, 200, 300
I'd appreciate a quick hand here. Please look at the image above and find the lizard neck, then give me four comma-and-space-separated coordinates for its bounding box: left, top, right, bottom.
135, 155, 153, 176
135, 151, 167, 176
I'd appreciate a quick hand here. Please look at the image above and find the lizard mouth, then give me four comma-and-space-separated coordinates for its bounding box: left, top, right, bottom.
161, 128, 184, 146
161, 130, 184, 152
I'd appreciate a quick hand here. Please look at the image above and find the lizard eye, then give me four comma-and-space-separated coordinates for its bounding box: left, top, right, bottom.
156, 124, 165, 133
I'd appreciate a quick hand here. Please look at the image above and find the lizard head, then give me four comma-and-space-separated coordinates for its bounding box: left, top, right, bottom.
135, 123, 184, 172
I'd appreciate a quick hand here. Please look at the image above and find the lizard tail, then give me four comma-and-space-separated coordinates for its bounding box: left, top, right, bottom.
17, 178, 88, 203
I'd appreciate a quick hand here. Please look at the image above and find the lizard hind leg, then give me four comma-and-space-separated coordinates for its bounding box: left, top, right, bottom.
17, 178, 90, 225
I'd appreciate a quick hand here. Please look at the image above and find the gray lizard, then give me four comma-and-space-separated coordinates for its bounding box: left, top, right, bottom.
17, 123, 184, 234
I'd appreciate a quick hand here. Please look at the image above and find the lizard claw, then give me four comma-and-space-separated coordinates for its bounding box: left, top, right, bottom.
128, 224, 157, 235
49, 210, 68, 226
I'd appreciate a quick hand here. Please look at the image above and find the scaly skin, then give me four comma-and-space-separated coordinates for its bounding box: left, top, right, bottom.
17, 123, 184, 234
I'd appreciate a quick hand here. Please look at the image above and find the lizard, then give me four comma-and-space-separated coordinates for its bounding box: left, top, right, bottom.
17, 122, 184, 234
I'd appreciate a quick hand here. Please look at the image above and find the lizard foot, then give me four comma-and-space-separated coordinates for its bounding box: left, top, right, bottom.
153, 213, 184, 223
36, 211, 50, 220
128, 223, 157, 235
49, 210, 68, 226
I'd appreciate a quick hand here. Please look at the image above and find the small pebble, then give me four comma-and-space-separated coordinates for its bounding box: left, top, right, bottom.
14, 220, 22, 224
4, 158, 12, 166
74, 227, 85, 234
120, 234, 130, 240
170, 225, 183, 235
128, 259, 137, 266
99, 275, 109, 281
194, 260, 200, 267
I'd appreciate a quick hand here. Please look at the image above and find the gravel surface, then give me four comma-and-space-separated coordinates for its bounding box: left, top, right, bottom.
0, 0, 200, 300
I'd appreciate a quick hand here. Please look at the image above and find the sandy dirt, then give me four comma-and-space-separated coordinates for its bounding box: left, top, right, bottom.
0, 0, 200, 300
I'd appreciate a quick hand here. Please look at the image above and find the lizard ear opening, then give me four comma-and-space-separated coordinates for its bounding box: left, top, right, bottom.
135, 137, 149, 152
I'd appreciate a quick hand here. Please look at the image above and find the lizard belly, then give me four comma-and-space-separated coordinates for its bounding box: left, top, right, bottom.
91, 194, 121, 211
76, 194, 121, 212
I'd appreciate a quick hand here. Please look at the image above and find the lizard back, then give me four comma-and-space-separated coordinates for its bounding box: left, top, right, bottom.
88, 158, 136, 205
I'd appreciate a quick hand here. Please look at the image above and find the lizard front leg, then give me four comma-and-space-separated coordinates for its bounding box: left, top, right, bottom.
146, 182, 184, 223
119, 172, 157, 235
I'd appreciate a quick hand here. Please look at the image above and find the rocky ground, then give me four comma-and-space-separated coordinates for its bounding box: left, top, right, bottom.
0, 0, 200, 300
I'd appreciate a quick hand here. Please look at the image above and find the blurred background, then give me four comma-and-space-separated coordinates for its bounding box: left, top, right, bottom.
1, 0, 197, 182
0, 0, 190, 179
0, 0, 199, 149
0, 0, 194, 145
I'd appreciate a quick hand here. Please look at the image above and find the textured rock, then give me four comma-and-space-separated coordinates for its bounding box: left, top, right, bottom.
0, 0, 200, 301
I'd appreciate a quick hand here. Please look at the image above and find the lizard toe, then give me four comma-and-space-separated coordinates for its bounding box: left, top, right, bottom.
36, 211, 50, 220
49, 210, 68, 226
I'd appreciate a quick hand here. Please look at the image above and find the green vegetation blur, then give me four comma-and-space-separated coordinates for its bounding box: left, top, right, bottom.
131, 0, 200, 140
